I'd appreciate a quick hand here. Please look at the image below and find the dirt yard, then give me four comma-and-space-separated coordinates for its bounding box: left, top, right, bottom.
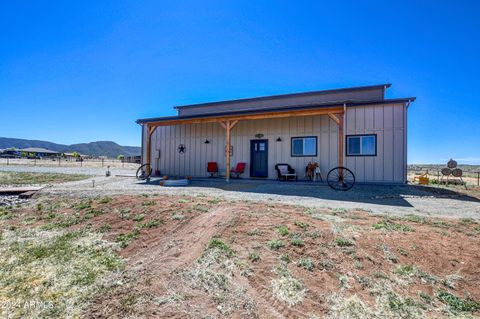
1, 193, 479, 318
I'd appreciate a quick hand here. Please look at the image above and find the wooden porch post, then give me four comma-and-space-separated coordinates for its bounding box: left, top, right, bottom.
327, 112, 345, 168
220, 120, 239, 182
338, 114, 344, 168
146, 124, 156, 175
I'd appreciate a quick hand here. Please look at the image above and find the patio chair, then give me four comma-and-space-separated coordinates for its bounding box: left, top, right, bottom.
207, 162, 218, 177
275, 163, 297, 181
230, 162, 246, 178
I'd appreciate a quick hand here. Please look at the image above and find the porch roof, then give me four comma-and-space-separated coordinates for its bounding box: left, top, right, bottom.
136, 97, 415, 125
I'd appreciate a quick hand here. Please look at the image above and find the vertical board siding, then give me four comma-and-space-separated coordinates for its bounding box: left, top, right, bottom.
149, 104, 406, 183
150, 114, 338, 179
345, 103, 406, 183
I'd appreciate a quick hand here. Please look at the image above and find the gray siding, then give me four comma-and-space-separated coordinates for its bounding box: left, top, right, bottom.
344, 103, 407, 183
145, 103, 407, 183
150, 115, 339, 179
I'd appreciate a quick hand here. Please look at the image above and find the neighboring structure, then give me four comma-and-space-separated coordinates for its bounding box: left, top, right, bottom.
63, 152, 90, 161
137, 84, 415, 183
18, 147, 60, 158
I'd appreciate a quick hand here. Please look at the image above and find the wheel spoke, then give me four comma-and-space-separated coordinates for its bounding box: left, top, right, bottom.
328, 167, 355, 191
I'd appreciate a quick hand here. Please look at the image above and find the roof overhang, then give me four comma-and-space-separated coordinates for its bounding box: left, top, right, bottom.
136, 97, 415, 126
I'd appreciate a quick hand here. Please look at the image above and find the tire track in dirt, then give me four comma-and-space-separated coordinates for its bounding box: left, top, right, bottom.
129, 206, 236, 277
128, 205, 297, 318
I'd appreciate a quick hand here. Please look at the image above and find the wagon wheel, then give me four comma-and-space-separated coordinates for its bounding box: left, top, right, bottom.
327, 167, 355, 191
136, 164, 152, 180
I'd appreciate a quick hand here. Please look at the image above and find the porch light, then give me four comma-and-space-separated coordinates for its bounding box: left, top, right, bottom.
276, 137, 282, 142
204, 139, 210, 144
255, 133, 264, 138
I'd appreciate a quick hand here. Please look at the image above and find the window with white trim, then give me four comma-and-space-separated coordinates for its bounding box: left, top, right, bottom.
291, 136, 317, 157
346, 135, 377, 156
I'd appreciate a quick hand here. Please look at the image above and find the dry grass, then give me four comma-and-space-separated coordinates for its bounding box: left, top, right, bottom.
1, 194, 479, 318
0, 228, 123, 318
0, 171, 89, 185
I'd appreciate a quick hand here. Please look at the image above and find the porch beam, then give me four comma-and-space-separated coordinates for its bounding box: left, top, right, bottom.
328, 113, 341, 125
146, 107, 344, 127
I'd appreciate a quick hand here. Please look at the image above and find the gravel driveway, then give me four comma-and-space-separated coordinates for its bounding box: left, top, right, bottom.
0, 165, 136, 176
36, 174, 480, 220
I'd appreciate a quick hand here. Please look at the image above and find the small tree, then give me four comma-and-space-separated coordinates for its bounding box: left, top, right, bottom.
117, 154, 125, 160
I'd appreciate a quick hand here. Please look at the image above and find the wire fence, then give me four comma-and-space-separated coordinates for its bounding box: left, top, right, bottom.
0, 157, 141, 170
408, 167, 480, 186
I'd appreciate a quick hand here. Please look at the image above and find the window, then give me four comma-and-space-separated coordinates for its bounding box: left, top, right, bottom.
291, 137, 317, 157
346, 134, 377, 156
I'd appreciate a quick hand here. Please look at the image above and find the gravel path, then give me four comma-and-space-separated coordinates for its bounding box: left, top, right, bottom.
38, 175, 480, 220
0, 165, 136, 176
2, 165, 479, 219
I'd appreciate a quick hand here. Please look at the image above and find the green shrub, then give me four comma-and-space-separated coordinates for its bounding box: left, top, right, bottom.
98, 196, 112, 204
132, 214, 145, 222
268, 240, 284, 250
248, 252, 260, 262
139, 219, 163, 229
116, 229, 140, 248
372, 219, 414, 232
207, 238, 234, 256
437, 289, 480, 312
335, 237, 354, 247
297, 257, 314, 271
142, 200, 156, 206
395, 264, 415, 276
290, 235, 305, 247
276, 225, 289, 236
294, 220, 309, 229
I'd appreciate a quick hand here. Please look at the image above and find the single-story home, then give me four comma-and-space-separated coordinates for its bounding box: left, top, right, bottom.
137, 84, 415, 183
19, 147, 60, 158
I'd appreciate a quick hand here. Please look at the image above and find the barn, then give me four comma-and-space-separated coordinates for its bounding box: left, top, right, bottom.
137, 84, 415, 183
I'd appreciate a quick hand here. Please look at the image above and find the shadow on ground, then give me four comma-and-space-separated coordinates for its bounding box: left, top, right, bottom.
141, 178, 480, 208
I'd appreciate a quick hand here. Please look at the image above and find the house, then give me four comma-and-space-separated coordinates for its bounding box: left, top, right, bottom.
137, 84, 415, 183
18, 147, 60, 158
63, 152, 89, 161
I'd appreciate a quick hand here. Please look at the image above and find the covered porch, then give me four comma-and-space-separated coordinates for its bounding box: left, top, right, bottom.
142, 105, 347, 181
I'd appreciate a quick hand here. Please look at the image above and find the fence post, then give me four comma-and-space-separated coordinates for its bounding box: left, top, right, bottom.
477, 172, 479, 186
102, 158, 104, 167
6, 158, 9, 166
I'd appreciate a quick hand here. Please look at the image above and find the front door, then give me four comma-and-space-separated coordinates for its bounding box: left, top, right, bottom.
250, 139, 268, 177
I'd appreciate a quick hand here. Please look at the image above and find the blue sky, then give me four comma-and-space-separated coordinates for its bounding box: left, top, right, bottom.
1, 1, 479, 163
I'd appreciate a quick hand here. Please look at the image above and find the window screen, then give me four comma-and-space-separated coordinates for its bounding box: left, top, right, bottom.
346, 135, 376, 156
291, 137, 317, 156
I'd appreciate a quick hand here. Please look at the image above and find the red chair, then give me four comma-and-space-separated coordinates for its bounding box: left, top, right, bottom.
230, 162, 246, 178
207, 162, 218, 177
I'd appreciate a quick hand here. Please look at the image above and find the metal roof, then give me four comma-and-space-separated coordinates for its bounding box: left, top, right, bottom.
137, 97, 415, 124
174, 84, 392, 109
19, 147, 60, 154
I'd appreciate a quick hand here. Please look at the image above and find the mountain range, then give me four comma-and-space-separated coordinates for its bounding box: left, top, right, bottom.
0, 137, 140, 158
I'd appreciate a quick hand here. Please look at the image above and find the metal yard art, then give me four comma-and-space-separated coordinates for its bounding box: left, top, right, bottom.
440, 159, 466, 188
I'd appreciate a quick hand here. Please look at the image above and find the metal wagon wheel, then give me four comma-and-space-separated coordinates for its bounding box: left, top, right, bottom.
327, 167, 355, 191
136, 164, 152, 180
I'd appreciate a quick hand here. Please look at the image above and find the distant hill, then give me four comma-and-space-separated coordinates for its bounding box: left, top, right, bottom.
0, 137, 140, 158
